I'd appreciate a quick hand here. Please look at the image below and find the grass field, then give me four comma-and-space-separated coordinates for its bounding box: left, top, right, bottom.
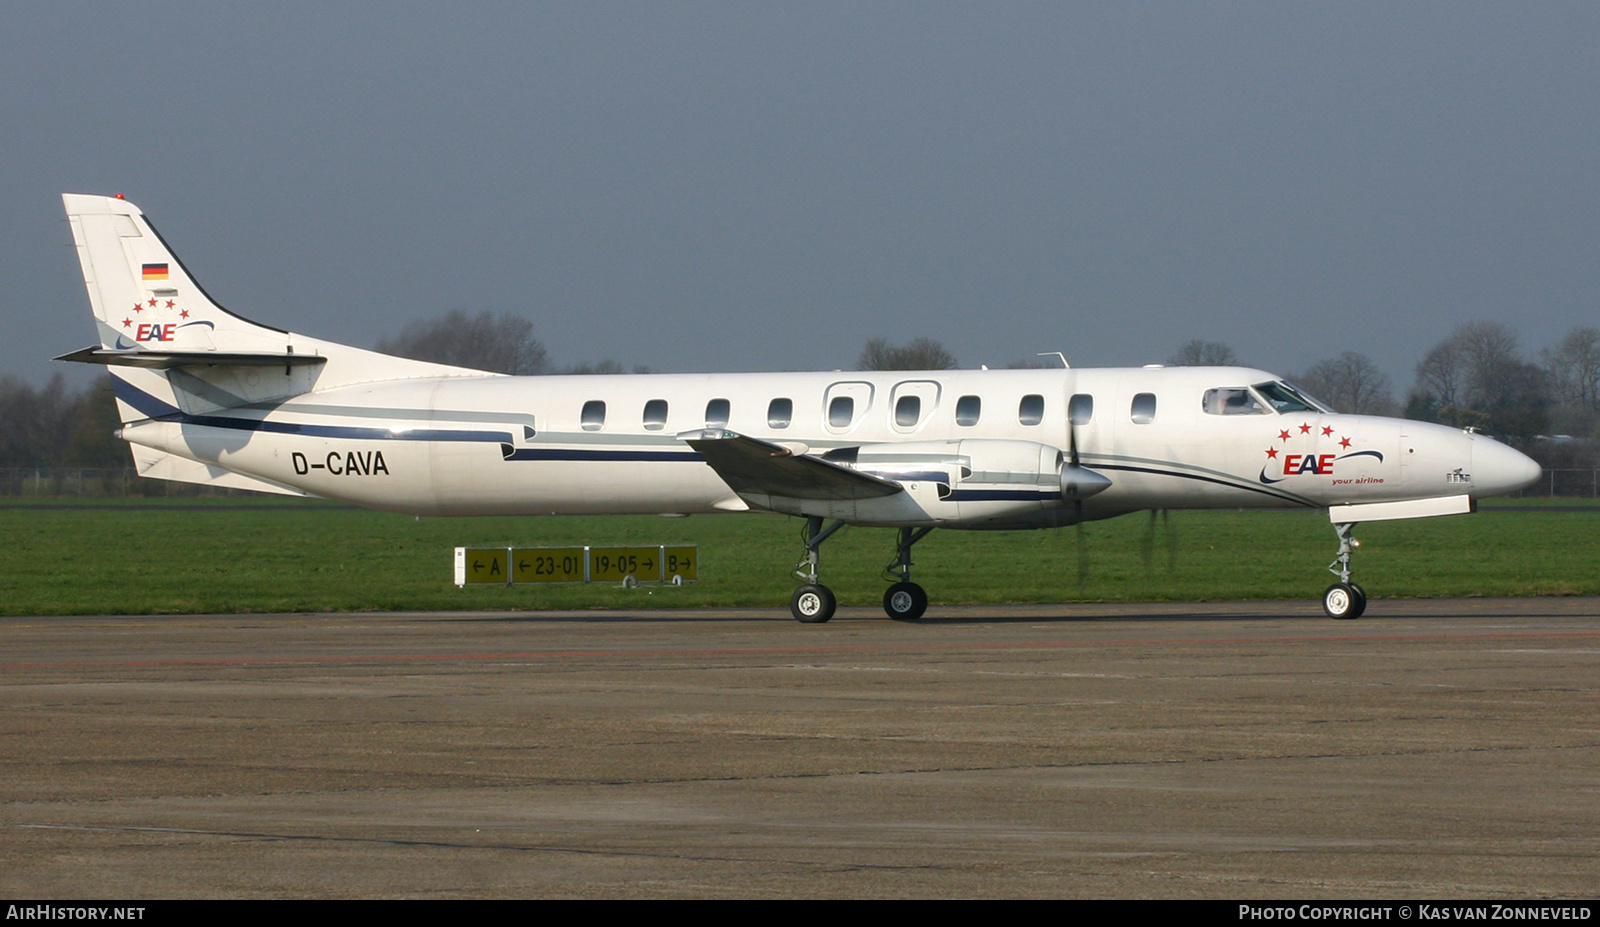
1, 497, 1596, 615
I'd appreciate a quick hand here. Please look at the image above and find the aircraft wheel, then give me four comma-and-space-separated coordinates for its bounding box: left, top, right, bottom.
883, 581, 928, 621
791, 584, 837, 623
1322, 582, 1361, 620
1349, 583, 1368, 619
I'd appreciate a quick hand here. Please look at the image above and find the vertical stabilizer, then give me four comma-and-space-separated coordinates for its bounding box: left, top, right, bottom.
62, 194, 291, 356
59, 194, 498, 425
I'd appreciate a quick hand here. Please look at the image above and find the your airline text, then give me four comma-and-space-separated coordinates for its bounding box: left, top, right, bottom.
291, 450, 390, 476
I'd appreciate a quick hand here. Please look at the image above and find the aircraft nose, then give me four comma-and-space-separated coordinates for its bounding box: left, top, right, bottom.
1472, 437, 1542, 497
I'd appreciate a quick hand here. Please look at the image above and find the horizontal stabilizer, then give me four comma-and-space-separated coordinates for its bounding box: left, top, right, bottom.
55, 346, 326, 370
130, 445, 311, 497
683, 429, 904, 502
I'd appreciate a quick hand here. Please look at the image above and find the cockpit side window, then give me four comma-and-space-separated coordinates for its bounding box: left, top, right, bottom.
1203, 388, 1268, 415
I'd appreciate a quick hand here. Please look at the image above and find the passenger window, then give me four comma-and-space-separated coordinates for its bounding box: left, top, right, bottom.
828, 396, 854, 428
955, 395, 981, 427
581, 400, 606, 431
643, 399, 668, 430
1131, 393, 1157, 424
1069, 394, 1093, 426
705, 398, 730, 428
767, 398, 793, 429
1019, 394, 1044, 426
895, 395, 921, 427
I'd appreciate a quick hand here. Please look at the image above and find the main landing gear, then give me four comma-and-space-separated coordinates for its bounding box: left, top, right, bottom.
883, 527, 934, 621
1322, 521, 1367, 619
788, 518, 935, 623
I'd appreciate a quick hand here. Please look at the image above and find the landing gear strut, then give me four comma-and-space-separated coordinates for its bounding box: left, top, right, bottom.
1322, 521, 1367, 619
790, 516, 846, 623
882, 527, 934, 621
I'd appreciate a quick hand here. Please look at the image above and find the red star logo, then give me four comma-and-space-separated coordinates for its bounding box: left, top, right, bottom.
166, 300, 175, 308
121, 317, 132, 328
1322, 425, 1334, 436
1339, 436, 1352, 448
147, 298, 157, 307
132, 302, 143, 313
1278, 430, 1291, 441
180, 309, 189, 319
1265, 448, 1279, 459
1299, 423, 1312, 434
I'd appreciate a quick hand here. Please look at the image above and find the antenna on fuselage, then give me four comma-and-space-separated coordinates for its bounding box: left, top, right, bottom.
1038, 352, 1069, 368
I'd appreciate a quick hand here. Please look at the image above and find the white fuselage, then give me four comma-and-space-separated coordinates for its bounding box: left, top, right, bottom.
117, 364, 1536, 528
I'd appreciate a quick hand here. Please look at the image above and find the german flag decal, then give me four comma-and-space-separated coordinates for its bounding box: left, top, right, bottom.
142, 263, 169, 280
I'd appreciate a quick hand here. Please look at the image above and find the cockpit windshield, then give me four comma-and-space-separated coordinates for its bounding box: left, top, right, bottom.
1252, 380, 1331, 414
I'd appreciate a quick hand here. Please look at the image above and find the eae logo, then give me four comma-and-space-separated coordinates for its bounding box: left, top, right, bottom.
1280, 453, 1336, 476
1259, 422, 1384, 485
119, 294, 200, 343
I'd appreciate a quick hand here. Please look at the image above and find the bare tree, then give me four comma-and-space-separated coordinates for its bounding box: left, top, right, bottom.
1454, 321, 1523, 408
377, 310, 548, 375
1166, 340, 1237, 366
857, 337, 958, 371
1414, 336, 1466, 408
1543, 326, 1600, 413
1295, 352, 1395, 415
0, 373, 124, 468
1409, 322, 1547, 439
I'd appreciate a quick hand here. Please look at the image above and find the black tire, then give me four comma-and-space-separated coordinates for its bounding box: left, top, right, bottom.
883, 581, 928, 621
791, 584, 837, 623
1322, 582, 1360, 620
1349, 583, 1368, 619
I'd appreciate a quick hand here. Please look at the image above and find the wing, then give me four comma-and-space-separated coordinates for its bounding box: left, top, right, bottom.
683, 429, 904, 502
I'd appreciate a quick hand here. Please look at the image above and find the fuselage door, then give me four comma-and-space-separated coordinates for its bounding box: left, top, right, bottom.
890, 380, 941, 435
823, 380, 875, 435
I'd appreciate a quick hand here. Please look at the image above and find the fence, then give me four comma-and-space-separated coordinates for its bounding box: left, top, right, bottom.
1513, 468, 1600, 499
0, 468, 256, 498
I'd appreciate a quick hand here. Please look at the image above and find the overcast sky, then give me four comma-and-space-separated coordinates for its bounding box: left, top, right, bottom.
5, 2, 1596, 389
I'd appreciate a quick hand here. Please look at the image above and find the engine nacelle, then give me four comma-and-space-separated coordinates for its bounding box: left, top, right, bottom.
829, 439, 1110, 526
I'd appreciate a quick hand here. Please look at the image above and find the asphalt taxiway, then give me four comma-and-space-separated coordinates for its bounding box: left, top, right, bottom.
3, 598, 1597, 898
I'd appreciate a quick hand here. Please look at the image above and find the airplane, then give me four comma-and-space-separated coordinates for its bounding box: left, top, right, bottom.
55, 193, 1543, 623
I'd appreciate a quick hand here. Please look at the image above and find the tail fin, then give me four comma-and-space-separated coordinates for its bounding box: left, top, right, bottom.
62, 193, 289, 355
59, 194, 494, 424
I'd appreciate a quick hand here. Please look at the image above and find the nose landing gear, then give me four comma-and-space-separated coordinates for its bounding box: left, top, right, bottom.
1323, 521, 1367, 619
